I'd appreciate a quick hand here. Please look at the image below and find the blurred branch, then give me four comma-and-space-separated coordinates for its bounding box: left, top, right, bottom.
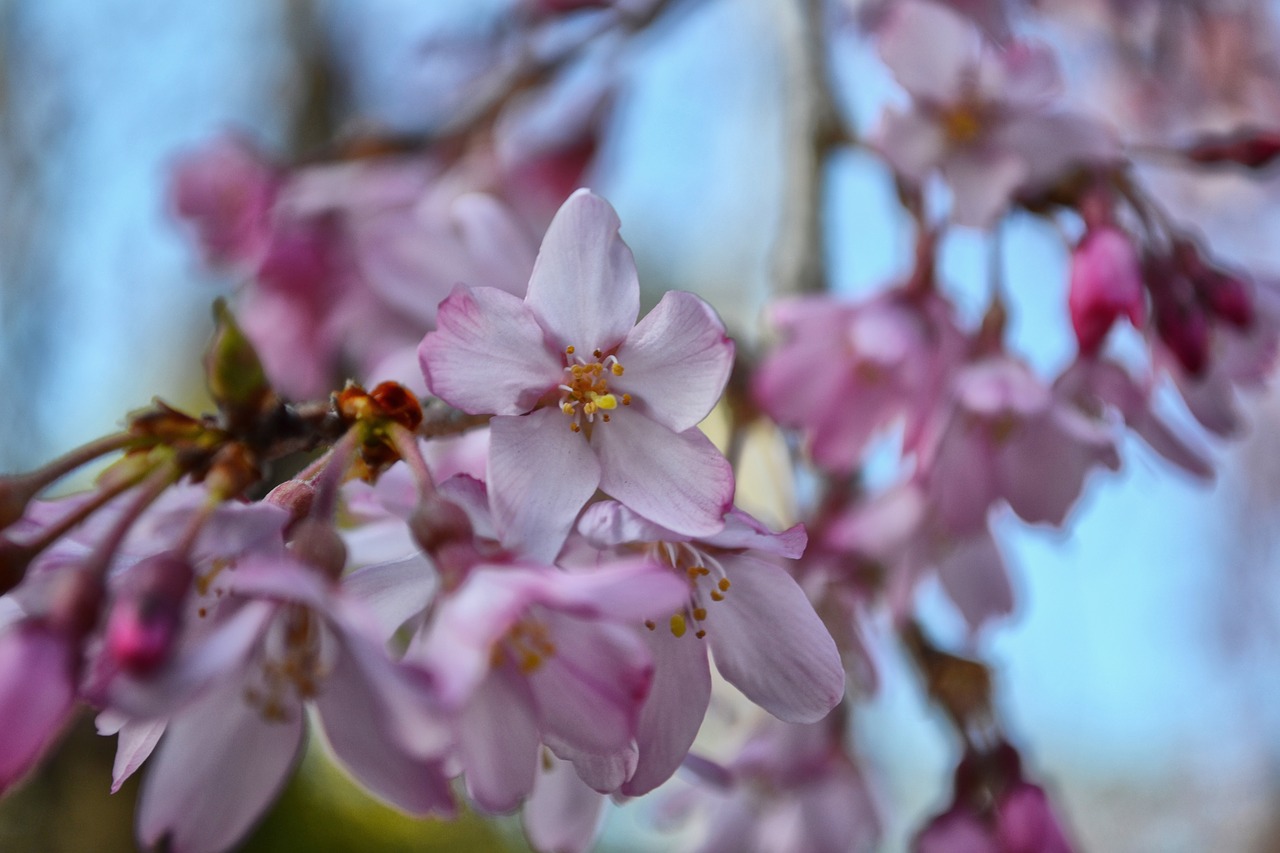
769, 0, 849, 296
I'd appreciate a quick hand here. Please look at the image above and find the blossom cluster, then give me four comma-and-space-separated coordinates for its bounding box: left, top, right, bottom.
3, 0, 1280, 850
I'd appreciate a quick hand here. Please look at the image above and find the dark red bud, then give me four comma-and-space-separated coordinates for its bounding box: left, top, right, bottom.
1200, 271, 1254, 329
1184, 129, 1280, 169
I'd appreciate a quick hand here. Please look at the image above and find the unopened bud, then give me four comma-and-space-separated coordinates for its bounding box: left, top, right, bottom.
105, 553, 193, 675
1068, 227, 1146, 355
204, 299, 275, 433
1148, 255, 1211, 376
1199, 270, 1254, 329
265, 479, 316, 531
410, 496, 478, 581
287, 517, 348, 580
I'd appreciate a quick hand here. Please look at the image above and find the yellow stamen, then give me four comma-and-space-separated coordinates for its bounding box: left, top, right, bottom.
670, 613, 687, 638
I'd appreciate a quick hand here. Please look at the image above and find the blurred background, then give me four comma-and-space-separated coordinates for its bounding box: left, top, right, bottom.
2, 0, 1280, 850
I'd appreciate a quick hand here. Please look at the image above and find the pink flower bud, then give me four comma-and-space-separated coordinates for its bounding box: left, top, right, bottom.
1200, 270, 1254, 329
1147, 255, 1211, 376
996, 782, 1075, 853
1068, 227, 1145, 355
286, 517, 348, 581
105, 554, 193, 675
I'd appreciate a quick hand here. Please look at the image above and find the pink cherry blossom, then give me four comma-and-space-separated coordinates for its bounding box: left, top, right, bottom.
120, 555, 451, 853
753, 288, 965, 473
577, 501, 845, 795
875, 0, 1117, 226
421, 189, 736, 560
407, 557, 689, 811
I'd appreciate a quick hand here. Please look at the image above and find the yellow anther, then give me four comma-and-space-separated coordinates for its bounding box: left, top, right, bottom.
611, 363, 624, 376
520, 651, 543, 674
570, 423, 581, 433
718, 578, 730, 592
692, 607, 707, 621
670, 614, 687, 638
561, 401, 575, 414
583, 401, 598, 416
566, 345, 575, 354
710, 590, 724, 602
622, 394, 632, 406
593, 393, 618, 410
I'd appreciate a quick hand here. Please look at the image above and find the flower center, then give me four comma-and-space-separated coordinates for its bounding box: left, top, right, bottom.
643, 542, 732, 640
495, 617, 557, 674
558, 345, 632, 434
942, 105, 983, 144
243, 605, 332, 722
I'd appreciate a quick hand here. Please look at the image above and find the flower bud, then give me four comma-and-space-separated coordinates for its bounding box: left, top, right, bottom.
1147, 256, 1211, 376
265, 479, 316, 532
287, 517, 348, 581
105, 553, 193, 675
410, 495, 479, 582
1068, 227, 1146, 355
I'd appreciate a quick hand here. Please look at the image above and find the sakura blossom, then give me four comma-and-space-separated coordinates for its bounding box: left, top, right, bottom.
4, 1, 1280, 850
421, 188, 736, 561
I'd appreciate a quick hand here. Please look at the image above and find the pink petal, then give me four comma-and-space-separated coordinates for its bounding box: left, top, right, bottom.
935, 527, 1014, 632
314, 630, 453, 815
489, 410, 602, 562
879, 0, 979, 103
614, 291, 735, 433
523, 753, 607, 853
457, 667, 542, 813
341, 555, 437, 641
530, 616, 651, 756
577, 500, 682, 548
996, 409, 1116, 527
420, 284, 561, 415
878, 108, 949, 181
0, 624, 77, 793
137, 679, 305, 853
622, 625, 712, 797
594, 416, 733, 539
109, 717, 165, 794
943, 146, 1028, 228
702, 509, 808, 559
524, 189, 640, 354
534, 558, 690, 622
705, 557, 845, 723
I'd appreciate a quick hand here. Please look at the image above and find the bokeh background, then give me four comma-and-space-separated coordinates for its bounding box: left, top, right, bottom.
3, 0, 1280, 850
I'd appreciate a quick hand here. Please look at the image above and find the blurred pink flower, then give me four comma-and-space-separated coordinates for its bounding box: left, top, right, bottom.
875, 0, 1116, 226
1068, 227, 1146, 356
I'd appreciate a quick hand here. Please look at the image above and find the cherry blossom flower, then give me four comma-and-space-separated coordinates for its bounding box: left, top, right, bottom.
421, 189, 736, 560
115, 554, 451, 853
753, 288, 964, 473
577, 501, 845, 795
875, 0, 1116, 226
407, 557, 689, 811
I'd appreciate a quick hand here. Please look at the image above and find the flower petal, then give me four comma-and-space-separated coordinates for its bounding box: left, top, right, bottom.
341, 555, 437, 641
489, 410, 602, 562
457, 667, 541, 813
594, 417, 733, 539
705, 556, 844, 723
314, 630, 453, 815
0, 625, 76, 793
622, 625, 711, 797
615, 291, 734, 433
531, 617, 651, 757
524, 189, 639, 353
523, 753, 607, 853
137, 679, 305, 853
879, 0, 979, 102
109, 718, 166, 794
420, 284, 560, 415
